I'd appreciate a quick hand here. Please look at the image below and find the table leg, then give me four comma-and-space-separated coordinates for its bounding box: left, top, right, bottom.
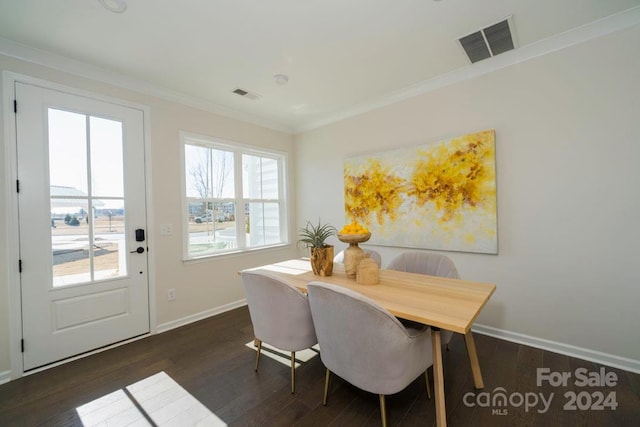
464, 330, 484, 389
431, 328, 446, 427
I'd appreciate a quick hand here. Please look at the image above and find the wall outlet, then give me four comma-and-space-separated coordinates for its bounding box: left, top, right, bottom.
160, 223, 173, 236
167, 288, 176, 301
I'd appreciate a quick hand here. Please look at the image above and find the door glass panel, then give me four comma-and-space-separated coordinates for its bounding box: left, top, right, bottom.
90, 116, 124, 197
48, 109, 128, 287
93, 200, 127, 280
48, 109, 87, 192
51, 199, 90, 287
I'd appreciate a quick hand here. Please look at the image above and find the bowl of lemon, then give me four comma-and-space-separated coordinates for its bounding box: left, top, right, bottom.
337, 222, 371, 244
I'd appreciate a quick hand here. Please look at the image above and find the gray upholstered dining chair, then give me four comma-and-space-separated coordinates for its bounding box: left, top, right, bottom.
387, 251, 459, 349
240, 270, 318, 394
307, 281, 432, 427
333, 248, 382, 266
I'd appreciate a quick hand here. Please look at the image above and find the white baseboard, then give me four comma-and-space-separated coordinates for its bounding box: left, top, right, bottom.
472, 324, 640, 374
0, 370, 11, 385
157, 299, 247, 334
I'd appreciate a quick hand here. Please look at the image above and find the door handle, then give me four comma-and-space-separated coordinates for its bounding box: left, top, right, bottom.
130, 246, 145, 254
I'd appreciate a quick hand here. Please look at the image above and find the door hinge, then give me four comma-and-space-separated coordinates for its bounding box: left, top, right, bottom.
19, 259, 22, 273
14, 99, 17, 113
16, 179, 20, 193
21, 339, 24, 353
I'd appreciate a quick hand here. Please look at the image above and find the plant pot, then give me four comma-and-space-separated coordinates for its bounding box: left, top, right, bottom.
310, 245, 334, 276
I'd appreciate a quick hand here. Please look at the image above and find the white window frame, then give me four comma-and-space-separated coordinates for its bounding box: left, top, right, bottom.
180, 131, 289, 260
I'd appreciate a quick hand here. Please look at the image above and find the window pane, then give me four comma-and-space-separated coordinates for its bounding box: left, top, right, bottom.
93, 200, 127, 280
51, 198, 90, 287
261, 157, 279, 199
213, 202, 237, 249
185, 145, 212, 198
243, 155, 279, 199
187, 201, 215, 257
247, 202, 280, 247
90, 116, 124, 197
187, 201, 237, 256
243, 154, 261, 198
262, 202, 281, 245
48, 108, 87, 193
211, 149, 235, 198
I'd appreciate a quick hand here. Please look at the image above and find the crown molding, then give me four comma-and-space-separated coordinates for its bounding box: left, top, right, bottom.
0, 37, 294, 134
294, 5, 640, 134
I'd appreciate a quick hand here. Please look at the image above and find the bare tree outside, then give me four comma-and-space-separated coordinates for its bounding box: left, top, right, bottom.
189, 150, 212, 199
186, 146, 234, 245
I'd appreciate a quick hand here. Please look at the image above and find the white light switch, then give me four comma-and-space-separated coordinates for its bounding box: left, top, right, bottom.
160, 224, 173, 236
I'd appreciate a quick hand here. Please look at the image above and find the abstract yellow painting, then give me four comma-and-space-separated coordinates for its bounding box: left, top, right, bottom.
343, 130, 497, 254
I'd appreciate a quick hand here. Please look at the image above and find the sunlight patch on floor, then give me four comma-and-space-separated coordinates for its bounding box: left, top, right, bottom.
244, 341, 320, 368
76, 371, 226, 426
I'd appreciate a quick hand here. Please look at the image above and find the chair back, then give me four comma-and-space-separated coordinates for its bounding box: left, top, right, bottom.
241, 270, 317, 351
387, 252, 459, 279
307, 281, 432, 395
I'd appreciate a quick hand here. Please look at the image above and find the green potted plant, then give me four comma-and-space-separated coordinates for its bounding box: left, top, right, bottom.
299, 219, 337, 276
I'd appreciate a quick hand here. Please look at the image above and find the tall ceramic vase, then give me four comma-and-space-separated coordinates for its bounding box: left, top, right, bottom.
342, 243, 365, 279
310, 245, 334, 276
337, 232, 371, 279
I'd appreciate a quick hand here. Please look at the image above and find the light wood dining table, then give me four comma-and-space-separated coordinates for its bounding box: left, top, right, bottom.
242, 259, 496, 427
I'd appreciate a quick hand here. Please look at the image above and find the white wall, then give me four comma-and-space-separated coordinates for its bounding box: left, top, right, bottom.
294, 25, 640, 367
0, 54, 298, 376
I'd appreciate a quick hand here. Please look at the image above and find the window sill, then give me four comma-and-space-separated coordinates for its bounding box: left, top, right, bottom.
182, 243, 292, 264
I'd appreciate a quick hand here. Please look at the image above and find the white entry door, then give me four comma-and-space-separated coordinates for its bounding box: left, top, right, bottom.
15, 82, 150, 371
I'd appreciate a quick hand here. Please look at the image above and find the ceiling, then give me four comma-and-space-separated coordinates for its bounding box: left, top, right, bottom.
1, 0, 639, 133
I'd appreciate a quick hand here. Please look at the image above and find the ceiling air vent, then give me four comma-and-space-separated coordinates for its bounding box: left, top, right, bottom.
232, 87, 261, 101
458, 16, 517, 64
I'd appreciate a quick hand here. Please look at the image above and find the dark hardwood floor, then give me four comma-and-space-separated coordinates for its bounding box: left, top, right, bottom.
1, 306, 638, 426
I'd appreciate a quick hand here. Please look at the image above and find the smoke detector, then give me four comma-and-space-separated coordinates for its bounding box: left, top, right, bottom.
273, 74, 289, 85
458, 16, 517, 63
98, 0, 127, 13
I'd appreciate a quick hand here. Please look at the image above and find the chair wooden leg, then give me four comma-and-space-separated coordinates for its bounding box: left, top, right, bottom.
323, 368, 331, 405
254, 339, 262, 372
425, 369, 432, 399
379, 394, 387, 427
290, 351, 296, 394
